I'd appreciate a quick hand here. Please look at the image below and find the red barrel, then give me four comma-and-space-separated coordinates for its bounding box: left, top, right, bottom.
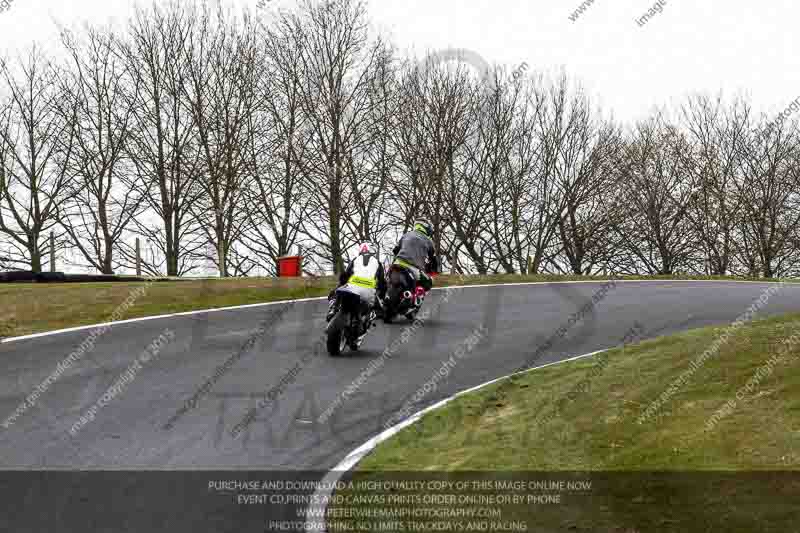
277, 256, 302, 277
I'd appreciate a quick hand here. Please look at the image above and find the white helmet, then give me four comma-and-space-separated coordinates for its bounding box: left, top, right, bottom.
358, 242, 376, 255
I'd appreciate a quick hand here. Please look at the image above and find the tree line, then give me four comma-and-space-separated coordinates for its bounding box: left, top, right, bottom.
1, 0, 798, 278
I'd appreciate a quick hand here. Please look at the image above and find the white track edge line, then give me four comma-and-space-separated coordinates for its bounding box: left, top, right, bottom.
0, 279, 787, 344
303, 349, 606, 532
0, 296, 327, 344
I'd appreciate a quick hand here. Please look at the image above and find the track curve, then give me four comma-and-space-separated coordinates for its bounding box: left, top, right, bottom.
1, 281, 799, 530
3, 280, 800, 469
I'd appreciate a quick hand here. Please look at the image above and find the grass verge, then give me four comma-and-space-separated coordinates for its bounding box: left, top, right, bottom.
332, 313, 800, 532
0, 277, 334, 338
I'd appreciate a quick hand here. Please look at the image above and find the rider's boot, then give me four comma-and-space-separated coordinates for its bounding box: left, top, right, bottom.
373, 296, 385, 319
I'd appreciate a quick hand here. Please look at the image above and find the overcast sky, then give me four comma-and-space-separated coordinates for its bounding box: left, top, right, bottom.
0, 0, 797, 123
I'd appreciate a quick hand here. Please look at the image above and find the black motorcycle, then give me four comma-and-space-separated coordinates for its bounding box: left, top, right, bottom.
383, 264, 428, 323
325, 287, 376, 356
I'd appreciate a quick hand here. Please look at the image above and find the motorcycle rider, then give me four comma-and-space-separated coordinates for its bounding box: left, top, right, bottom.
391, 218, 439, 293
328, 242, 387, 330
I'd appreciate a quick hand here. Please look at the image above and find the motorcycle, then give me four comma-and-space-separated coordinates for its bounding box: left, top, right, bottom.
383, 264, 429, 323
325, 287, 376, 356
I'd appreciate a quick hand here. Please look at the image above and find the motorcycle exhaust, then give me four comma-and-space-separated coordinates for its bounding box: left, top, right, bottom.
402, 290, 413, 300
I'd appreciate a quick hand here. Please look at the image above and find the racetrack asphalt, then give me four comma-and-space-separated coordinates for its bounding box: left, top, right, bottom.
1, 280, 799, 530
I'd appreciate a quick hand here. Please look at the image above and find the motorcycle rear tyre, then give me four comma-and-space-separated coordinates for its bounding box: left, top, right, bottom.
327, 329, 347, 356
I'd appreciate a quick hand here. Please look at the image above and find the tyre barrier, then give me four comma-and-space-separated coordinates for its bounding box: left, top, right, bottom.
0, 271, 151, 283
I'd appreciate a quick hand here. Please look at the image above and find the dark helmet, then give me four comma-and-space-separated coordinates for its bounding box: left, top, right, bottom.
414, 218, 434, 238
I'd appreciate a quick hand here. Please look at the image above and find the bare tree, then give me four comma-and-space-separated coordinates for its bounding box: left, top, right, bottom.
678, 94, 747, 275
0, 48, 75, 273
123, 2, 204, 276
616, 114, 698, 275
1, 0, 795, 280
454, 67, 515, 274
58, 26, 143, 274
392, 55, 476, 273
289, 0, 383, 274
735, 114, 800, 278
547, 76, 621, 275
341, 41, 398, 257
180, 4, 257, 277
474, 69, 554, 274
241, 8, 311, 274
506, 74, 564, 275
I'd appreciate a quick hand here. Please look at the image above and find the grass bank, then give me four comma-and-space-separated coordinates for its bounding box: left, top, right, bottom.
333, 312, 800, 532
0, 276, 334, 338
0, 273, 793, 338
